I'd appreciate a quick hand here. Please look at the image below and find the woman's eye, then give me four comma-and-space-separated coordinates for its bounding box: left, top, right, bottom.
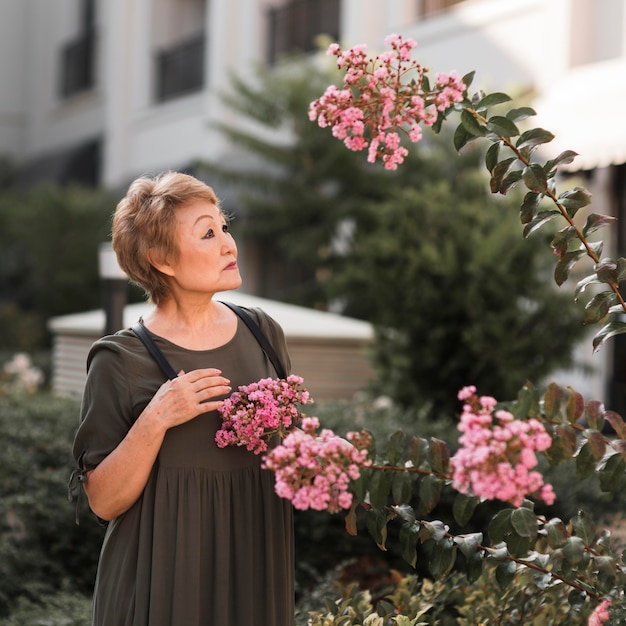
222, 223, 229, 233
203, 228, 214, 239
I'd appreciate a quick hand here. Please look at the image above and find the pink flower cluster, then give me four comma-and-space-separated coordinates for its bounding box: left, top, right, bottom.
308, 34, 466, 170
215, 375, 312, 454
263, 417, 372, 513
588, 599, 611, 625
450, 386, 555, 507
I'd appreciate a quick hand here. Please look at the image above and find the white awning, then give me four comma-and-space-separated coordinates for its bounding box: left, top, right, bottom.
533, 58, 626, 171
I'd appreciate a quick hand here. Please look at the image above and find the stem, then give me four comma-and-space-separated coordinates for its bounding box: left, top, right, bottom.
465, 107, 626, 315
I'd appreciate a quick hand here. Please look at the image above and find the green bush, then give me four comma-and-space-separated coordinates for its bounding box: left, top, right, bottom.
0, 183, 117, 349
0, 392, 104, 618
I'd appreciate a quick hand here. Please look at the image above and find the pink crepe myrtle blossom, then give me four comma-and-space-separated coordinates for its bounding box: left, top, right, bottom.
215, 375, 313, 455
309, 34, 466, 169
588, 599, 611, 625
450, 386, 555, 507
263, 417, 372, 514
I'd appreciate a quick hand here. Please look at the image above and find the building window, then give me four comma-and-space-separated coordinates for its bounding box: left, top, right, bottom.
267, 0, 341, 65
151, 0, 206, 102
59, 0, 97, 98
417, 0, 465, 19
154, 33, 205, 102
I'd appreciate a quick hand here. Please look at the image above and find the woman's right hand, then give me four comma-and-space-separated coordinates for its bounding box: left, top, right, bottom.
83, 368, 230, 521
146, 368, 231, 429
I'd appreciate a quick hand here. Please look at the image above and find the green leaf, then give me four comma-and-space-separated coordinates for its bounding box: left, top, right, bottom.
465, 551, 484, 583
367, 468, 393, 509
525, 207, 557, 236
460, 109, 487, 137
418, 474, 442, 515
420, 519, 448, 543
505, 533, 534, 558
545, 424, 577, 464
551, 225, 577, 258
386, 430, 406, 465
499, 169, 523, 195
488, 508, 514, 544
562, 536, 586, 564
584, 429, 606, 460
543, 382, 564, 419
558, 187, 592, 216
399, 522, 419, 568
598, 452, 626, 492
495, 561, 517, 588
409, 436, 429, 468
522, 163, 549, 194
454, 532, 483, 559
489, 157, 517, 193
485, 141, 501, 172
554, 249, 586, 286
506, 106, 536, 123
575, 273, 602, 300
595, 258, 618, 285
545, 517, 568, 548
605, 410, 626, 439
453, 122, 473, 151
575, 442, 597, 479
570, 510, 595, 544
565, 388, 585, 423
583, 213, 617, 238
366, 508, 388, 551
545, 149, 579, 171
391, 471, 413, 505
515, 128, 555, 150
453, 493, 479, 526
461, 71, 475, 89
584, 291, 617, 325
519, 191, 542, 225
429, 538, 457, 579
486, 115, 519, 138
593, 320, 626, 352
429, 437, 450, 474
392, 503, 416, 525
476, 92, 512, 111
585, 400, 605, 431
511, 507, 539, 539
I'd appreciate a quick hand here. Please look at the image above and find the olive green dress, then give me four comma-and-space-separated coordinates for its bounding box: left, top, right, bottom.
72, 307, 294, 626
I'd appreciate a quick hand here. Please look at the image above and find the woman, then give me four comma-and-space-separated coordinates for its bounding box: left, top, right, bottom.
71, 171, 294, 625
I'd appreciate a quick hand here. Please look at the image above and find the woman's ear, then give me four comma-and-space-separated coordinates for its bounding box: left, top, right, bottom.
147, 248, 175, 277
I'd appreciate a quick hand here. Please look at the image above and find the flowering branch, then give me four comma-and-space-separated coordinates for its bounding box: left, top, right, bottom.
309, 34, 626, 352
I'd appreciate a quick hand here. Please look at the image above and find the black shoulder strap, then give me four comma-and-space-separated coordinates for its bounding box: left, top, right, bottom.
220, 301, 287, 379
131, 322, 178, 380
131, 303, 286, 380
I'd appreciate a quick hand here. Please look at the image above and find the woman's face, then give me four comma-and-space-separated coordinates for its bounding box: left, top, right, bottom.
156, 199, 242, 298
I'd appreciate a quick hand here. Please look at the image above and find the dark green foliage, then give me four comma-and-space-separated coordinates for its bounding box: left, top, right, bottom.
330, 137, 590, 416
0, 183, 117, 349
0, 392, 104, 618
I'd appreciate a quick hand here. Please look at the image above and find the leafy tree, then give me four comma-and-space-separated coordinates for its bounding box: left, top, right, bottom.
0, 183, 117, 349
330, 136, 590, 416
204, 58, 589, 417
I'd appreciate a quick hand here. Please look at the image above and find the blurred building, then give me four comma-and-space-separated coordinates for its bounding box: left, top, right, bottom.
2, 0, 626, 404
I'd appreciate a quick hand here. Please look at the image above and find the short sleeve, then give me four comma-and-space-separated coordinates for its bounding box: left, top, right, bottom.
72, 339, 135, 472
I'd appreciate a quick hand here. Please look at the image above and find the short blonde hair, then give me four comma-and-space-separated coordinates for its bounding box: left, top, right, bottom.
112, 171, 220, 304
